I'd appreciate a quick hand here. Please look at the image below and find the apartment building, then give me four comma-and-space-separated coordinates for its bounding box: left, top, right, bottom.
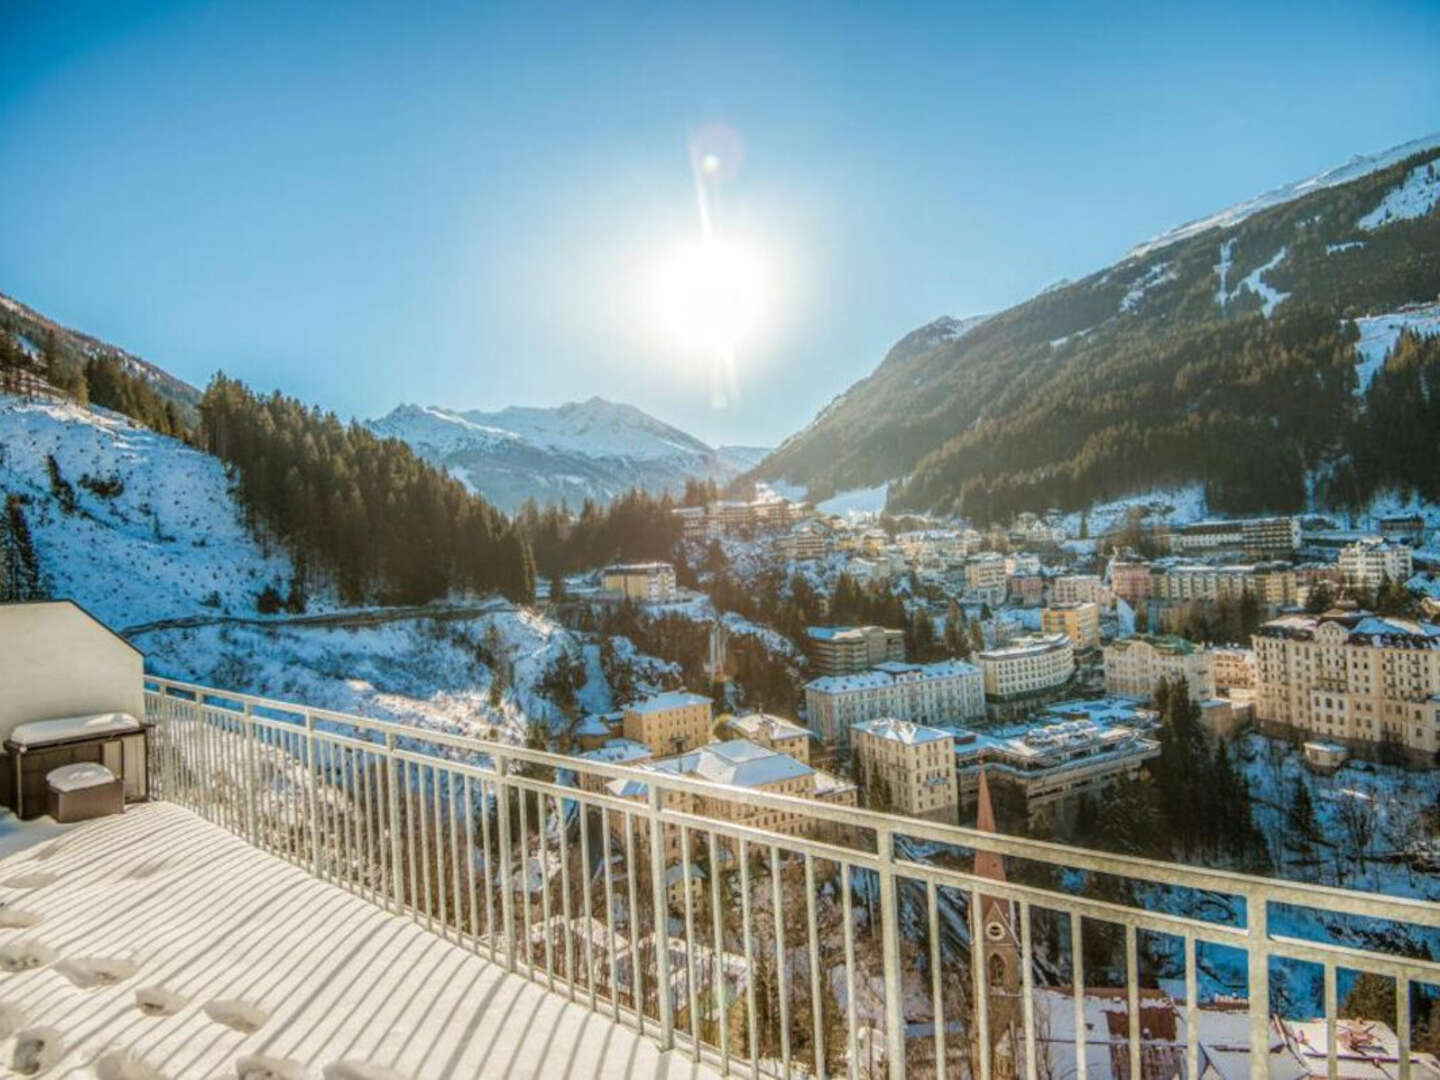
976, 633, 1075, 699
965, 552, 1008, 605
852, 718, 959, 823
1041, 602, 1100, 650
805, 624, 906, 676
953, 720, 1160, 823
1252, 611, 1440, 755
1051, 574, 1110, 608
1109, 556, 1153, 605
1338, 538, 1414, 590
606, 738, 857, 863
718, 712, 812, 764
1009, 572, 1044, 607
1211, 646, 1256, 692
621, 690, 713, 756
1103, 634, 1215, 701
601, 561, 676, 604
1168, 516, 1299, 558
1378, 514, 1427, 545
775, 523, 827, 561
1147, 561, 1297, 609
671, 498, 811, 539
804, 659, 984, 747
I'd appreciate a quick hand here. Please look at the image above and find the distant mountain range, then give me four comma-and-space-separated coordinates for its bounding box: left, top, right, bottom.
368, 398, 769, 512
750, 134, 1440, 522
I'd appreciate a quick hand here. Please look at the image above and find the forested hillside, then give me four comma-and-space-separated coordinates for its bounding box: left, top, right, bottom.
199, 376, 536, 605
752, 141, 1440, 521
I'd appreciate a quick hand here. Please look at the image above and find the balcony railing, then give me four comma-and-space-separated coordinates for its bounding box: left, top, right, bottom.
142, 676, 1440, 1080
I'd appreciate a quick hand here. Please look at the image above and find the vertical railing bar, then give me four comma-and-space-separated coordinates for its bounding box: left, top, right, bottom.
739, 837, 758, 1080
711, 829, 730, 1073
842, 862, 857, 1080
927, 881, 945, 1080
433, 766, 449, 938
387, 735, 404, 915
681, 825, 701, 1060
624, 811, 644, 1035
1125, 922, 1141, 1080
1021, 899, 1036, 1080
772, 844, 791, 1078
580, 800, 597, 1010
876, 824, 905, 1080
418, 763, 435, 932
1072, 911, 1087, 1080
972, 887, 991, 1080
478, 774, 497, 961
602, 808, 620, 1021
357, 748, 373, 903
464, 774, 480, 953
807, 855, 826, 1080
406, 761, 422, 923
1398, 975, 1411, 1080
647, 785, 673, 1049
496, 756, 516, 972
1246, 893, 1269, 1080
557, 786, 575, 999
519, 784, 534, 975
1323, 962, 1337, 1080
539, 790, 555, 989
306, 712, 321, 876
342, 745, 357, 891
1185, 933, 1198, 1080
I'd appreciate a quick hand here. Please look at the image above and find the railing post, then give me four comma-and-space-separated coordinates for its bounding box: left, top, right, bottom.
876, 823, 907, 1080
647, 783, 674, 1050
496, 753, 516, 972
387, 732, 405, 914
243, 702, 257, 846
1246, 891, 1270, 1080
306, 711, 321, 876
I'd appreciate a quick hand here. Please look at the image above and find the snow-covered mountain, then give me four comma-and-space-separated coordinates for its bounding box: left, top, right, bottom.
1127, 131, 1440, 259
368, 396, 769, 511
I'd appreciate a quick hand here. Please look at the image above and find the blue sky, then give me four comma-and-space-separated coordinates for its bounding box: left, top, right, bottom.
2, 2, 1438, 447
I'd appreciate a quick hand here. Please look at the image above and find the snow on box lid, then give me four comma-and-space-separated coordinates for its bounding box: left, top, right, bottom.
9, 712, 140, 747
46, 762, 117, 792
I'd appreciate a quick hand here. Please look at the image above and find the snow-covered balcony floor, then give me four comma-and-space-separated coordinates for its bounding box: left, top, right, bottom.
0, 802, 721, 1079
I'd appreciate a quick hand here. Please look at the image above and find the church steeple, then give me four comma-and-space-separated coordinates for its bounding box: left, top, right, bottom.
973, 768, 1022, 1078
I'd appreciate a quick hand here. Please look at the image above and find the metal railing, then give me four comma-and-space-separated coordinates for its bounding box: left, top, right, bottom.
142, 676, 1440, 1080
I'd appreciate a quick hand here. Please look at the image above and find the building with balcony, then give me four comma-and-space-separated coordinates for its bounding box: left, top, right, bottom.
1252, 611, 1440, 755
1051, 574, 1110, 608
622, 690, 713, 756
1338, 538, 1414, 590
601, 561, 677, 604
804, 659, 984, 747
976, 634, 1075, 700
852, 718, 959, 823
1109, 555, 1153, 605
965, 552, 1009, 605
1041, 602, 1101, 651
805, 624, 906, 676
1378, 513, 1427, 545
1211, 646, 1256, 692
1103, 634, 1215, 701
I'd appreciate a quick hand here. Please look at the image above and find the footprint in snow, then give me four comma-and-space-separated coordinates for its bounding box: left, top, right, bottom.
11, 1025, 63, 1075
56, 956, 138, 988
0, 872, 59, 890
324, 1063, 408, 1080
0, 940, 56, 972
95, 1049, 167, 1080
0, 909, 42, 930
135, 985, 188, 1017
235, 1055, 308, 1080
0, 1001, 27, 1039
204, 999, 269, 1034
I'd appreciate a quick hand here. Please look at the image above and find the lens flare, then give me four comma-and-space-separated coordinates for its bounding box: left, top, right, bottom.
649, 234, 768, 354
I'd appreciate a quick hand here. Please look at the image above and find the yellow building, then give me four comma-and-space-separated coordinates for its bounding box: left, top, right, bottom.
601, 562, 676, 603
852, 718, 958, 823
621, 690, 712, 756
1041, 602, 1100, 650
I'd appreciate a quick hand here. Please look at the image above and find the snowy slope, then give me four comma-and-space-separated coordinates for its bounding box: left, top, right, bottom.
0, 397, 310, 628
369, 397, 769, 512
1128, 132, 1440, 259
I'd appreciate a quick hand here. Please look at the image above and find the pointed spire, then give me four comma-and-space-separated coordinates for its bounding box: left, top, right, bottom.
974, 767, 1006, 882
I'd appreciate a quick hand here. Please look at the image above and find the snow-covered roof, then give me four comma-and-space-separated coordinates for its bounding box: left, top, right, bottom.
8, 712, 141, 747
722, 712, 810, 742
627, 691, 711, 714
852, 717, 952, 746
576, 738, 652, 764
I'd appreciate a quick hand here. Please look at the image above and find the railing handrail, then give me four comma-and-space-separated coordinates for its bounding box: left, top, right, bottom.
142, 675, 1440, 932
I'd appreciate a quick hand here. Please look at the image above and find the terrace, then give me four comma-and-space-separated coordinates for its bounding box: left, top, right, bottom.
3, 660, 1439, 1077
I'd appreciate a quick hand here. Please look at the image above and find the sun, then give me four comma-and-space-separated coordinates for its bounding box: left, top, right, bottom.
648, 234, 769, 354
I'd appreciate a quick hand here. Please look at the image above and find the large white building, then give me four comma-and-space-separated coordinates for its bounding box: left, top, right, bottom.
1253, 611, 1440, 755
1050, 574, 1110, 608
964, 553, 1008, 605
804, 659, 984, 747
1338, 538, 1414, 590
852, 718, 959, 823
976, 633, 1075, 699
1102, 635, 1215, 701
